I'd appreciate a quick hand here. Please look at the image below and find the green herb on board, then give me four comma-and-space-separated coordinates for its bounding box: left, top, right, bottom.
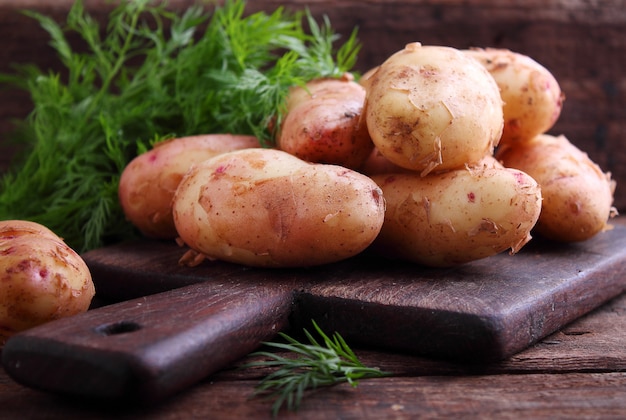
244, 320, 389, 417
0, 0, 360, 252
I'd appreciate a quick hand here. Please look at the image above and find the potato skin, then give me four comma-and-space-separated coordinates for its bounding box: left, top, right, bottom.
358, 147, 408, 176
277, 74, 373, 169
119, 134, 260, 239
172, 148, 385, 268
365, 43, 504, 175
465, 48, 564, 145
0, 219, 61, 241
370, 162, 542, 267
496, 134, 616, 242
0, 220, 95, 345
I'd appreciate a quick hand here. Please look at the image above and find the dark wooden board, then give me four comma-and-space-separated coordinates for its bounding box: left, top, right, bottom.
3, 220, 626, 402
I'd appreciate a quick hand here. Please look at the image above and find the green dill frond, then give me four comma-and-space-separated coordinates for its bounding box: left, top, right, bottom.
245, 320, 389, 417
0, 0, 360, 252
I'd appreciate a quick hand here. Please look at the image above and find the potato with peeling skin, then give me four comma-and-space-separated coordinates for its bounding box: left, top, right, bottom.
277, 74, 373, 169
0, 220, 95, 345
365, 42, 504, 175
369, 159, 542, 267
172, 148, 385, 268
496, 133, 616, 242
119, 134, 260, 239
464, 48, 564, 145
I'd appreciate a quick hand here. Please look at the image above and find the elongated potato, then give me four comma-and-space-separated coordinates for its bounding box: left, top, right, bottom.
365, 42, 504, 175
370, 160, 542, 267
277, 74, 373, 169
465, 48, 564, 145
172, 148, 385, 268
0, 220, 95, 345
119, 134, 260, 239
496, 134, 616, 242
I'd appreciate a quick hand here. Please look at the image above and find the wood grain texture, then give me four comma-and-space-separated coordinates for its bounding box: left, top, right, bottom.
2, 292, 626, 418
3, 218, 625, 402
0, 0, 624, 210
2, 274, 295, 402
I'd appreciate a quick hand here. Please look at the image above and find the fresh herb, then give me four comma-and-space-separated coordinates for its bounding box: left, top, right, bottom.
0, 0, 360, 252
244, 320, 389, 417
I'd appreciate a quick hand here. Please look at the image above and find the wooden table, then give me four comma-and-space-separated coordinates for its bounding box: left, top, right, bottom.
2, 289, 626, 419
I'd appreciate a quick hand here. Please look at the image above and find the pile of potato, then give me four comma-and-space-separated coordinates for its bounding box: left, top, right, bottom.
118, 42, 616, 269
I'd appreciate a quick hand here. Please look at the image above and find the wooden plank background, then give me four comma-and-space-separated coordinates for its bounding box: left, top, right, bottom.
0, 0, 624, 211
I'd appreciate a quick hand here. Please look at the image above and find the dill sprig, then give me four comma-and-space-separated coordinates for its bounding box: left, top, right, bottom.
245, 320, 389, 417
0, 0, 360, 252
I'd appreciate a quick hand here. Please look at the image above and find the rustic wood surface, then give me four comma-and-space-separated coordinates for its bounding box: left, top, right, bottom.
0, 0, 625, 210
1, 289, 626, 418
3, 218, 625, 405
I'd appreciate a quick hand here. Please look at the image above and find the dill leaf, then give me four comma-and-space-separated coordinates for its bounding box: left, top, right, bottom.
245, 320, 389, 417
0, 0, 359, 251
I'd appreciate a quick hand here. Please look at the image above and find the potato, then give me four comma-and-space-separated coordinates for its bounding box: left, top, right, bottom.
277, 74, 373, 169
172, 148, 385, 268
358, 66, 379, 91
119, 134, 260, 239
0, 220, 95, 345
495, 134, 616, 242
359, 147, 408, 176
369, 159, 542, 267
465, 48, 564, 145
365, 42, 504, 175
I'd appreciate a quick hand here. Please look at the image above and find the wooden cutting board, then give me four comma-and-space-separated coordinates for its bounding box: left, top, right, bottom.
3, 219, 626, 403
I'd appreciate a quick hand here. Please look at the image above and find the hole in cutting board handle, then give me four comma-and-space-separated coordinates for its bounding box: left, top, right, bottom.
94, 321, 142, 336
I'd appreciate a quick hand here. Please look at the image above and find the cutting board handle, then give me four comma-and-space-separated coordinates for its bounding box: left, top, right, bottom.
1, 277, 295, 402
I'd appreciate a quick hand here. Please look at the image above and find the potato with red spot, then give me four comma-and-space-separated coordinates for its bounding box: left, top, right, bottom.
277, 73, 373, 169
0, 220, 95, 345
496, 133, 616, 242
119, 134, 260, 239
365, 42, 504, 175
370, 158, 542, 267
172, 148, 385, 268
464, 48, 564, 145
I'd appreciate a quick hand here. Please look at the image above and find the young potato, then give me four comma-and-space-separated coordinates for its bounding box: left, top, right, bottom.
365, 42, 504, 176
119, 134, 260, 239
0, 220, 95, 345
172, 148, 385, 268
358, 147, 409, 176
496, 134, 616, 242
465, 48, 564, 145
370, 159, 542, 267
277, 73, 374, 169
358, 66, 380, 91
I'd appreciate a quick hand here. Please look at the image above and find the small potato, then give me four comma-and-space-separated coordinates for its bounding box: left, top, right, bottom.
172, 148, 385, 268
0, 220, 95, 345
358, 66, 380, 91
465, 48, 564, 145
365, 42, 504, 175
370, 161, 542, 267
358, 147, 408, 176
496, 134, 616, 242
277, 74, 373, 169
119, 134, 260, 239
